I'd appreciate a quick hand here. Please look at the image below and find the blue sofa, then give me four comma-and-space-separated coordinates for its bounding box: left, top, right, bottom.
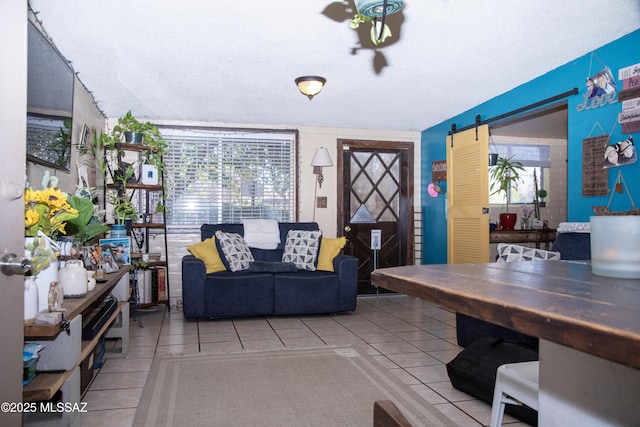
181, 222, 359, 319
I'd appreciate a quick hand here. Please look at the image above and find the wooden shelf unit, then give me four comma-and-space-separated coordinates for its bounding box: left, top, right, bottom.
103, 141, 170, 309
23, 268, 129, 402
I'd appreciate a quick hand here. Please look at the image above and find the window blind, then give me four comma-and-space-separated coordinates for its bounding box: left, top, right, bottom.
494, 143, 551, 167
161, 127, 296, 231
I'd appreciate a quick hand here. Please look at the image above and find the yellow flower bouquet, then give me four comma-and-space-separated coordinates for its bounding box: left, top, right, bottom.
24, 187, 79, 239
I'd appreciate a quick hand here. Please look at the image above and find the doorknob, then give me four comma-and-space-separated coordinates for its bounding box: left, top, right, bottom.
0, 252, 31, 276
344, 226, 351, 232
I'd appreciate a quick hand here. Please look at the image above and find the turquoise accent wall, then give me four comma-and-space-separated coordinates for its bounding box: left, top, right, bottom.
421, 30, 640, 265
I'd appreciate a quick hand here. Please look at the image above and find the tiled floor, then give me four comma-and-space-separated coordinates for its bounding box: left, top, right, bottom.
79, 294, 530, 427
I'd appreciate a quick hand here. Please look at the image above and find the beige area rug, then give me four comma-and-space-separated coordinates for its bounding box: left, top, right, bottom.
134, 346, 457, 427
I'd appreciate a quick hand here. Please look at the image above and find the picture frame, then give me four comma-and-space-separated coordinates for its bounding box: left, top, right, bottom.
79, 124, 90, 149
99, 237, 132, 269
83, 244, 100, 270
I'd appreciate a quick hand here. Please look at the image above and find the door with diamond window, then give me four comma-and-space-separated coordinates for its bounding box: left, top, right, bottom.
338, 140, 413, 294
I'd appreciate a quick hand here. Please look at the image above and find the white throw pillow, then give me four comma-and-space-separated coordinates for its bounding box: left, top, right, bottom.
281, 230, 322, 271
215, 230, 255, 272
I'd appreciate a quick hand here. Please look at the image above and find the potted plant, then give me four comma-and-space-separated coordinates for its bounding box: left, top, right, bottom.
112, 110, 167, 148
112, 196, 138, 226
489, 155, 524, 230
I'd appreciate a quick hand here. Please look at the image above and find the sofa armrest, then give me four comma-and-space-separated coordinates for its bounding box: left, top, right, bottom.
181, 255, 207, 318
333, 254, 358, 311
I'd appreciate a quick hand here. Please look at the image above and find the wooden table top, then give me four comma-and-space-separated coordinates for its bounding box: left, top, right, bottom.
371, 261, 640, 369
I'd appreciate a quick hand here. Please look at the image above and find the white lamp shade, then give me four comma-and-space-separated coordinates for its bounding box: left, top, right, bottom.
311, 147, 333, 167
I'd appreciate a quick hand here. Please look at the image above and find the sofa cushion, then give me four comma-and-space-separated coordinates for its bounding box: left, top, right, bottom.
187, 237, 227, 274
215, 230, 255, 272
204, 271, 274, 318
317, 237, 347, 272
282, 230, 322, 271
249, 261, 297, 273
273, 270, 339, 315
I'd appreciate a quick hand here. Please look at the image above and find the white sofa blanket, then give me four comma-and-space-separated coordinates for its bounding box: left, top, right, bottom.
242, 219, 281, 249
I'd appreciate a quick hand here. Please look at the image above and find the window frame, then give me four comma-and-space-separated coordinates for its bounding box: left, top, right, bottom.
158, 126, 299, 233
489, 143, 551, 206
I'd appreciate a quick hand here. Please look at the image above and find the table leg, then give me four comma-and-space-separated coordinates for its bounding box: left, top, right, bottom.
539, 340, 640, 426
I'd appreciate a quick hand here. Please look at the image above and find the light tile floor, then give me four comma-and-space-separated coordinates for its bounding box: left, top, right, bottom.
79, 294, 530, 427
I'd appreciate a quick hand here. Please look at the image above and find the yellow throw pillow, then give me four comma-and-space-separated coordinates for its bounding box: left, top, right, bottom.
187, 237, 226, 274
317, 237, 347, 272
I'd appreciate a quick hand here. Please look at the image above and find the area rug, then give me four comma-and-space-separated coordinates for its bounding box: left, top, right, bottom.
134, 346, 456, 427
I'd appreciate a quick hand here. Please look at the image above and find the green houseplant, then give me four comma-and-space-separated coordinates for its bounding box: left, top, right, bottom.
88, 111, 168, 228
489, 155, 524, 230
65, 191, 111, 245
112, 110, 167, 149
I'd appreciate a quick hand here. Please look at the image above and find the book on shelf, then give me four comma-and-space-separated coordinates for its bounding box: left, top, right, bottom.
151, 268, 159, 302
157, 266, 167, 301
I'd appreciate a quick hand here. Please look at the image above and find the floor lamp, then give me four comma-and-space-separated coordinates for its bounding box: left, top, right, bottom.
311, 147, 333, 221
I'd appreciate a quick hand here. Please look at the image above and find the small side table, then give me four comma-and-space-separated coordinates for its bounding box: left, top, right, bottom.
490, 228, 557, 250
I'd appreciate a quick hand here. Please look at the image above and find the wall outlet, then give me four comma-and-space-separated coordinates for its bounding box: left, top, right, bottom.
316, 197, 327, 208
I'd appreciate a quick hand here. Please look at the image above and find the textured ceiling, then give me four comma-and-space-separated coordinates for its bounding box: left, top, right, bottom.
29, 0, 640, 132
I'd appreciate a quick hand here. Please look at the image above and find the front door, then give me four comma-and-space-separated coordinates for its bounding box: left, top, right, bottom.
338, 140, 413, 294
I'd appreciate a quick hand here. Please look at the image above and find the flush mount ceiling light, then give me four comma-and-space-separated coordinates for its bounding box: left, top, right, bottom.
295, 76, 326, 100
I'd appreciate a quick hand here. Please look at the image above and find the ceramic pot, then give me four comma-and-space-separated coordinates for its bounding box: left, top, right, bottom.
124, 131, 143, 143
24, 277, 38, 321
60, 259, 88, 298
87, 270, 96, 292
499, 213, 518, 230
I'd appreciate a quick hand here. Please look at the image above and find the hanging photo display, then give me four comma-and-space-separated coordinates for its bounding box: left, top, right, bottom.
618, 62, 640, 133
603, 136, 636, 168
582, 135, 609, 196
576, 53, 618, 112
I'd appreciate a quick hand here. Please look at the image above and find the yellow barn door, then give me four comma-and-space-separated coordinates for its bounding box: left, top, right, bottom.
446, 125, 490, 264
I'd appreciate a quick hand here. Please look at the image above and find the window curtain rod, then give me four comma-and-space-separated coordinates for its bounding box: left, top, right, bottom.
448, 87, 579, 136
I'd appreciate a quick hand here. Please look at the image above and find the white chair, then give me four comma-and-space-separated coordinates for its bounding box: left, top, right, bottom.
489, 360, 539, 427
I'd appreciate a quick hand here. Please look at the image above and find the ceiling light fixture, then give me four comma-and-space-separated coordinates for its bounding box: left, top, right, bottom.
356, 0, 405, 18
295, 76, 326, 100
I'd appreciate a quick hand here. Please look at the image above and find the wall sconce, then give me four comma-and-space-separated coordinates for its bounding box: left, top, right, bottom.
311, 147, 333, 221
295, 76, 326, 100
311, 147, 333, 188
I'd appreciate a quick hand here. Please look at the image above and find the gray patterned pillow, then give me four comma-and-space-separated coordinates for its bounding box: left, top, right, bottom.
215, 230, 255, 272
281, 230, 322, 271
496, 243, 561, 263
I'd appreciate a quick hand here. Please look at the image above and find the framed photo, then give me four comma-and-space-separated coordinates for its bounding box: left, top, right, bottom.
83, 244, 100, 270
79, 124, 90, 149
99, 237, 132, 268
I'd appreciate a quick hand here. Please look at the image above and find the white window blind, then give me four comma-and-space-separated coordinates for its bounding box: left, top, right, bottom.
493, 144, 551, 167
161, 127, 297, 230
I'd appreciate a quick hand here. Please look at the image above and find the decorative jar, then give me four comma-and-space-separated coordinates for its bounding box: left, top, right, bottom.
59, 259, 88, 298
87, 270, 96, 292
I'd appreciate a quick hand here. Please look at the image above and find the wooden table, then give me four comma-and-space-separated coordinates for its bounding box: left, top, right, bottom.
490, 228, 556, 250
371, 261, 640, 426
